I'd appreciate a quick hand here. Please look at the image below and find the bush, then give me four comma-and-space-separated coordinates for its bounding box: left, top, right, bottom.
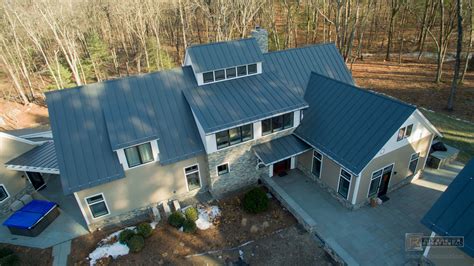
182, 219, 197, 233
184, 207, 199, 221
126, 235, 145, 253
0, 254, 20, 266
137, 222, 153, 238
118, 229, 135, 244
242, 187, 269, 214
168, 211, 185, 228
0, 248, 14, 258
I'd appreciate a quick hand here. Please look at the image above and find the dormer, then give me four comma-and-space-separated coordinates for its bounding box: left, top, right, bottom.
184, 38, 264, 86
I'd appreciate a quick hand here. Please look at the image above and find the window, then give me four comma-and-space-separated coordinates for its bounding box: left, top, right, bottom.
368, 170, 382, 198
397, 124, 413, 141
215, 123, 253, 149
215, 69, 225, 81
185, 164, 201, 191
312, 151, 322, 178
262, 112, 294, 135
237, 65, 247, 76
217, 163, 229, 175
338, 169, 351, 200
203, 71, 214, 83
226, 67, 236, 78
86, 194, 109, 218
408, 152, 420, 176
124, 142, 154, 168
248, 64, 257, 74
0, 185, 9, 203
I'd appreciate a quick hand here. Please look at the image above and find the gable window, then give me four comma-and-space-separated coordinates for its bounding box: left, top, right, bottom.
85, 193, 110, 219
217, 163, 229, 175
311, 151, 322, 178
184, 164, 201, 191
368, 170, 382, 198
397, 124, 413, 141
124, 142, 154, 168
226, 67, 236, 78
215, 69, 225, 81
203, 71, 214, 83
337, 169, 351, 200
237, 65, 247, 76
248, 64, 257, 74
216, 123, 253, 149
0, 185, 9, 203
408, 152, 420, 176
262, 112, 294, 135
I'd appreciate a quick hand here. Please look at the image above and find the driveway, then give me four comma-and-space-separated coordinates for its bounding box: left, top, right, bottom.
263, 162, 463, 266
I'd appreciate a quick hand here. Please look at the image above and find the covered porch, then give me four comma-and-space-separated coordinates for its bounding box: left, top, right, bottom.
2, 142, 89, 248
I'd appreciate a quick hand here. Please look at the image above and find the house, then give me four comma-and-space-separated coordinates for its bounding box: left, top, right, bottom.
421, 158, 474, 265
3, 28, 440, 230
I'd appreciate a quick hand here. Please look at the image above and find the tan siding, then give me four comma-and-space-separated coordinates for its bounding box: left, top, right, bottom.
76, 154, 209, 223
356, 134, 433, 204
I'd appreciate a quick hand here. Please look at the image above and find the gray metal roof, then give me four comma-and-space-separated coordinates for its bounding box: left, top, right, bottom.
264, 43, 354, 96
295, 72, 416, 174
184, 71, 308, 133
5, 141, 58, 172
187, 38, 263, 73
252, 134, 311, 165
421, 159, 474, 257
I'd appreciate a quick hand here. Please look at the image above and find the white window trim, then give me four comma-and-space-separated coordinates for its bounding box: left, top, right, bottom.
408, 152, 420, 176
201, 62, 260, 85
261, 112, 295, 137
367, 163, 395, 199
311, 150, 324, 180
216, 162, 230, 176
0, 184, 10, 203
84, 193, 110, 220
118, 140, 159, 170
183, 163, 202, 192
397, 124, 414, 141
337, 168, 352, 200
215, 124, 254, 151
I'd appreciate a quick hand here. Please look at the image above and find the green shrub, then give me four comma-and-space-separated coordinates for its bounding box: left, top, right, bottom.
0, 248, 14, 258
126, 235, 145, 253
168, 211, 185, 228
184, 207, 199, 221
242, 187, 269, 214
182, 219, 197, 233
0, 254, 20, 266
118, 229, 135, 244
137, 222, 153, 238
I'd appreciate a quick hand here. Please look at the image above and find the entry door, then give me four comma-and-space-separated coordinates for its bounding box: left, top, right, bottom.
377, 165, 393, 197
273, 158, 291, 176
26, 172, 46, 191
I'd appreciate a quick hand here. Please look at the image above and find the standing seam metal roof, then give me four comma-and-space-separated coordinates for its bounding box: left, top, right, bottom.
295, 72, 416, 174
5, 141, 58, 171
187, 38, 263, 73
421, 159, 474, 257
252, 134, 311, 165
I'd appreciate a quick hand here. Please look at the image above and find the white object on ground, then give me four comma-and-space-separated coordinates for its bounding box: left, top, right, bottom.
195, 205, 221, 230
173, 200, 181, 211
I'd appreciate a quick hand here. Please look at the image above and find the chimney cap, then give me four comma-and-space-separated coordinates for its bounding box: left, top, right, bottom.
255, 25, 261, 30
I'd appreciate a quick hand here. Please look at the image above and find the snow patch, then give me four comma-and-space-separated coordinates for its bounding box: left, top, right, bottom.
195, 205, 221, 230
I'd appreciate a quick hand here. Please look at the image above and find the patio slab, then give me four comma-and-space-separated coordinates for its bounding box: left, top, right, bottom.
263, 162, 462, 266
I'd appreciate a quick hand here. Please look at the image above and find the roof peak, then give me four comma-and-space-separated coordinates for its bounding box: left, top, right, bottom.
187, 37, 257, 49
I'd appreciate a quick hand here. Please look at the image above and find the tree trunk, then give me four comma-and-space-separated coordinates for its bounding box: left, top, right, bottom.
447, 0, 463, 110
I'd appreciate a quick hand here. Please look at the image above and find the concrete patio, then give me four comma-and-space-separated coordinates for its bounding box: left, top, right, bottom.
263, 162, 464, 266
0, 174, 89, 249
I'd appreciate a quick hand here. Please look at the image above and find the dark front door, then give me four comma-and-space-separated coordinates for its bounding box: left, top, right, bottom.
273, 158, 291, 176
26, 172, 46, 190
377, 166, 393, 197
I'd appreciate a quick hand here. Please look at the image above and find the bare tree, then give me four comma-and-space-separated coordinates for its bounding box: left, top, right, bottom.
447, 0, 463, 110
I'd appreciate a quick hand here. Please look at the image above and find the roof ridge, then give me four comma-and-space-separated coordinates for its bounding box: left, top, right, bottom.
187, 37, 256, 49
264, 42, 336, 55
309, 71, 416, 110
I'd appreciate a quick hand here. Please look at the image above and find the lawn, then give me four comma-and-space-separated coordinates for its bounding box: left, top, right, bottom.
421, 109, 474, 163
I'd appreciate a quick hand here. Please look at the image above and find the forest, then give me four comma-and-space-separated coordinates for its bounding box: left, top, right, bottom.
0, 0, 472, 111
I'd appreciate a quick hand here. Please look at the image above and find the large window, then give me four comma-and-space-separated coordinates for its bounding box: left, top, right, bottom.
338, 169, 351, 200
0, 185, 9, 203
262, 112, 294, 135
203, 71, 214, 83
202, 63, 259, 84
408, 152, 420, 176
217, 163, 229, 176
226, 67, 236, 78
185, 164, 201, 191
124, 142, 154, 168
237, 65, 247, 76
85, 193, 110, 218
312, 151, 322, 178
247, 64, 257, 74
216, 123, 253, 149
368, 169, 382, 198
397, 124, 413, 141
215, 69, 225, 81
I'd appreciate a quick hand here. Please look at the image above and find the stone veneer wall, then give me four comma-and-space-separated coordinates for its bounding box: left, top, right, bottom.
0, 182, 34, 217
208, 129, 293, 197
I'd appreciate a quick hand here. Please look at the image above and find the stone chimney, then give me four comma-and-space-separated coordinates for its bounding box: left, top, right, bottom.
251, 26, 268, 53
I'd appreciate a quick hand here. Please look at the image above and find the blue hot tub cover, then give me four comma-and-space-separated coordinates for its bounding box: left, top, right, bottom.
3, 200, 58, 229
